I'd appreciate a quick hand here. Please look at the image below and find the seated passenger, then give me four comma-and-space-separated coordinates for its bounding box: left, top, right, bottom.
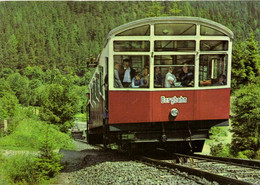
131, 73, 144, 88
165, 67, 177, 88
154, 67, 163, 87
141, 67, 149, 88
213, 74, 226, 86
179, 65, 193, 87
114, 62, 123, 88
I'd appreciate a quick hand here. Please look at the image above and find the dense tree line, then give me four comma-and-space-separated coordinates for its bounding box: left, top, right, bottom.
0, 1, 259, 75
0, 66, 88, 132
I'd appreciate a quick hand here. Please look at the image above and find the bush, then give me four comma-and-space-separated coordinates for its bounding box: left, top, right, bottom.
39, 81, 80, 132
210, 143, 232, 157
236, 150, 255, 159
36, 131, 63, 179
0, 154, 39, 185
231, 77, 260, 158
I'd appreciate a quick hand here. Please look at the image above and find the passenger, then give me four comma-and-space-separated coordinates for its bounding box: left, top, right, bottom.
114, 62, 123, 88
131, 73, 144, 88
122, 59, 136, 88
154, 67, 163, 87
213, 74, 226, 86
179, 65, 193, 87
165, 67, 177, 88
141, 67, 149, 88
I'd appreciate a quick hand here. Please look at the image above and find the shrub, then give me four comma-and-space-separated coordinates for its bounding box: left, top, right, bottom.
231, 77, 260, 158
35, 131, 63, 179
0, 154, 39, 185
210, 143, 232, 157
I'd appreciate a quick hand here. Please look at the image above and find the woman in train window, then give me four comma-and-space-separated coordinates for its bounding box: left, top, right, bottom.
165, 67, 177, 88
141, 67, 150, 88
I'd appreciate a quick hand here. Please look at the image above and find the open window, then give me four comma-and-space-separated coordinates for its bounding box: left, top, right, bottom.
154, 55, 195, 88
199, 54, 228, 87
113, 55, 150, 88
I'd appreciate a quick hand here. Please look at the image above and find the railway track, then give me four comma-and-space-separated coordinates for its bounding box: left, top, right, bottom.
138, 153, 260, 185
75, 139, 260, 184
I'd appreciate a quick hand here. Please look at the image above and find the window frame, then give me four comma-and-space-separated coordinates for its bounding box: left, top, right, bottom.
108, 23, 232, 91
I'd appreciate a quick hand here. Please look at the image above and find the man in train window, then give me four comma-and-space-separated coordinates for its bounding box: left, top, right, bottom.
121, 59, 136, 88
114, 62, 123, 88
154, 67, 163, 87
179, 65, 194, 87
165, 67, 177, 88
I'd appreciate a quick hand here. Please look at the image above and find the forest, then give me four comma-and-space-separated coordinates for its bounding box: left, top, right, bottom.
0, 1, 259, 184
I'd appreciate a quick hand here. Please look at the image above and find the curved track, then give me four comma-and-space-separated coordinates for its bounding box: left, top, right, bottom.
138, 153, 260, 185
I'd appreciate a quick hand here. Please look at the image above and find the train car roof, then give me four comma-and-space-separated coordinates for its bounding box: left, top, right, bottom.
102, 16, 233, 46
95, 16, 233, 65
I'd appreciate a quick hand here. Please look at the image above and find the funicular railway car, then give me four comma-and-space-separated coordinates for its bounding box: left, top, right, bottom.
87, 17, 233, 153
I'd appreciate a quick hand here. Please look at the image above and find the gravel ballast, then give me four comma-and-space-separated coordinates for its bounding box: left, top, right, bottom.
57, 141, 207, 185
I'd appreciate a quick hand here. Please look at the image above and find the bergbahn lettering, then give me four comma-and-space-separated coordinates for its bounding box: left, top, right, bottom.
161, 96, 188, 105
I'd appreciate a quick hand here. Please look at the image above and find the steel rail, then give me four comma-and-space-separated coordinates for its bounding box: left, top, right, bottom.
174, 153, 260, 170
140, 160, 206, 185
192, 153, 260, 169
140, 156, 253, 185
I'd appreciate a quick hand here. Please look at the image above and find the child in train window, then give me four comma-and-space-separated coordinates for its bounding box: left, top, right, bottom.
131, 73, 144, 88
141, 67, 149, 88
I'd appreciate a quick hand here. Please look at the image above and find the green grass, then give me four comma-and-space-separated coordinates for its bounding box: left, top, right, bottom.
74, 113, 87, 122
0, 118, 74, 151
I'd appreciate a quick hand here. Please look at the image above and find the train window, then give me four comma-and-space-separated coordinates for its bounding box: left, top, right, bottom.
92, 80, 96, 101
114, 41, 150, 52
154, 55, 195, 88
199, 54, 228, 87
99, 66, 104, 96
200, 40, 228, 51
154, 40, 195, 51
95, 74, 100, 99
116, 25, 150, 36
113, 55, 150, 88
90, 84, 94, 104
155, 23, 196, 36
200, 26, 226, 36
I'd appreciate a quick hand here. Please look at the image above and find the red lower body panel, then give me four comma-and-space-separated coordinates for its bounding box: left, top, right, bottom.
109, 89, 230, 124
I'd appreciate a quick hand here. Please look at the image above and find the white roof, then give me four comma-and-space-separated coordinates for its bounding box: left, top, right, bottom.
107, 16, 233, 39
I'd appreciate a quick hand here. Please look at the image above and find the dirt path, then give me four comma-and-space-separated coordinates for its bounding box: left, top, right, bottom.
55, 140, 102, 184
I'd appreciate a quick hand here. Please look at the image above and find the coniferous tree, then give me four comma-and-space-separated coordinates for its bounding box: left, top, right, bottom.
231, 77, 260, 158
244, 30, 260, 83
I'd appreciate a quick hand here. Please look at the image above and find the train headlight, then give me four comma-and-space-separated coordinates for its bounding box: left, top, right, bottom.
170, 108, 179, 117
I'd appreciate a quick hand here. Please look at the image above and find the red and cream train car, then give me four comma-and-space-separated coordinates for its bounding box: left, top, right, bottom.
88, 17, 233, 153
